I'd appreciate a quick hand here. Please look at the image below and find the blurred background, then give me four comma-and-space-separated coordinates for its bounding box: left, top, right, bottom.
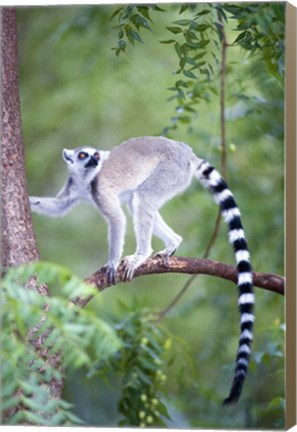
17, 3, 284, 429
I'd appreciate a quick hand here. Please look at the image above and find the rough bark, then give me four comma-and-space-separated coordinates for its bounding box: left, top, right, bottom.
1, 7, 39, 269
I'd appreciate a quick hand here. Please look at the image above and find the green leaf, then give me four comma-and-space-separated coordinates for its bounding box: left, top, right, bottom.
184, 105, 197, 113
222, 4, 243, 15
179, 57, 186, 70
196, 24, 210, 32
65, 411, 85, 424
125, 28, 143, 45
174, 42, 182, 58
159, 39, 176, 44
196, 39, 210, 48
110, 7, 123, 21
183, 70, 197, 79
269, 397, 285, 410
179, 4, 189, 14
134, 367, 153, 385
132, 30, 144, 44
193, 51, 207, 60
152, 5, 165, 12
137, 6, 153, 23
118, 39, 126, 50
157, 400, 172, 420
185, 30, 198, 43
195, 9, 210, 16
185, 56, 197, 66
233, 31, 247, 45
175, 80, 188, 88
178, 115, 191, 124
173, 19, 191, 26
139, 357, 159, 371
166, 26, 183, 34
125, 29, 135, 45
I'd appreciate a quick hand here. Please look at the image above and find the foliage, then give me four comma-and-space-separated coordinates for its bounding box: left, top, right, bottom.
111, 5, 165, 56
110, 2, 285, 136
2, 262, 121, 425
223, 3, 285, 81
88, 299, 195, 428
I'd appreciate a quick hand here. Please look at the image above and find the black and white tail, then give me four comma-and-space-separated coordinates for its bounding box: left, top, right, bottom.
195, 160, 254, 405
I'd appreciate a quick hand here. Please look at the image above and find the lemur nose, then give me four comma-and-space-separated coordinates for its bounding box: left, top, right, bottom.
85, 156, 99, 168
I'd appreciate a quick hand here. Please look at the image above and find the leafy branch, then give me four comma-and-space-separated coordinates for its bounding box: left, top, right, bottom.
156, 5, 228, 320
110, 5, 164, 56
90, 305, 173, 428
2, 263, 121, 425
161, 4, 220, 135
222, 3, 285, 81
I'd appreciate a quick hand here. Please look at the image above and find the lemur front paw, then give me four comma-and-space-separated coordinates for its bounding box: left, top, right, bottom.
102, 264, 117, 286
29, 197, 41, 206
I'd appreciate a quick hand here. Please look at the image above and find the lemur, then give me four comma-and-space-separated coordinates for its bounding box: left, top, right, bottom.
30, 136, 254, 405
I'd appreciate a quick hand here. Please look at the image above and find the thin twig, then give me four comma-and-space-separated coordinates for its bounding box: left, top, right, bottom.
154, 274, 197, 323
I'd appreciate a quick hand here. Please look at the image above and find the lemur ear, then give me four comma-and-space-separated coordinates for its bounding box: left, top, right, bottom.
100, 150, 110, 163
63, 149, 74, 164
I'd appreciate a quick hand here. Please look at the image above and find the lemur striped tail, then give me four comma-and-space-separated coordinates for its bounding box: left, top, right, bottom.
195, 160, 254, 405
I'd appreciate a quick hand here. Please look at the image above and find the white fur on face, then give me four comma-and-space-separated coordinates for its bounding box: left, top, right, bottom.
63, 149, 75, 164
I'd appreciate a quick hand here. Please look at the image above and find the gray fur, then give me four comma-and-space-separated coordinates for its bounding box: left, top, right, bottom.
31, 137, 202, 281
89, 136, 202, 282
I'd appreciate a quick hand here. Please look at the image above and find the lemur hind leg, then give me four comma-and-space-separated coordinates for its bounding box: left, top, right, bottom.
153, 212, 182, 264
122, 193, 155, 281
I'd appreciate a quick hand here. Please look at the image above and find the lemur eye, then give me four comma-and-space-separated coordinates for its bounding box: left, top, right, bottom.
78, 152, 88, 160
94, 152, 100, 161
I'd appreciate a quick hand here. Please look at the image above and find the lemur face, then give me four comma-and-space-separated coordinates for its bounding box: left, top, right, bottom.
63, 147, 101, 169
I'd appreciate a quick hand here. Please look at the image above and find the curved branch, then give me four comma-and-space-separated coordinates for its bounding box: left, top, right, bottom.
71, 256, 285, 308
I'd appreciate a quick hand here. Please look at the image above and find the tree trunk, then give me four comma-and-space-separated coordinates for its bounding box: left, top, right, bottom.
1, 7, 63, 422
1, 7, 39, 268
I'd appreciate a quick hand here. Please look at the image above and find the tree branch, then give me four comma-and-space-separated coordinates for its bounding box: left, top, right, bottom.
71, 256, 285, 309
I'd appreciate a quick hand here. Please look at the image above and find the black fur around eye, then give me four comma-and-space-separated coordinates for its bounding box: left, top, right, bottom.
94, 152, 100, 161
78, 152, 88, 160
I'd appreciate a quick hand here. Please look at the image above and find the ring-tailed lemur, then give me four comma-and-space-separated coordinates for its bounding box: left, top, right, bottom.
30, 136, 254, 405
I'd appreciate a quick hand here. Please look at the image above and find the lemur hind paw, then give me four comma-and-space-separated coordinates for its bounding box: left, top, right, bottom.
154, 248, 176, 266
121, 256, 137, 282
122, 252, 151, 282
